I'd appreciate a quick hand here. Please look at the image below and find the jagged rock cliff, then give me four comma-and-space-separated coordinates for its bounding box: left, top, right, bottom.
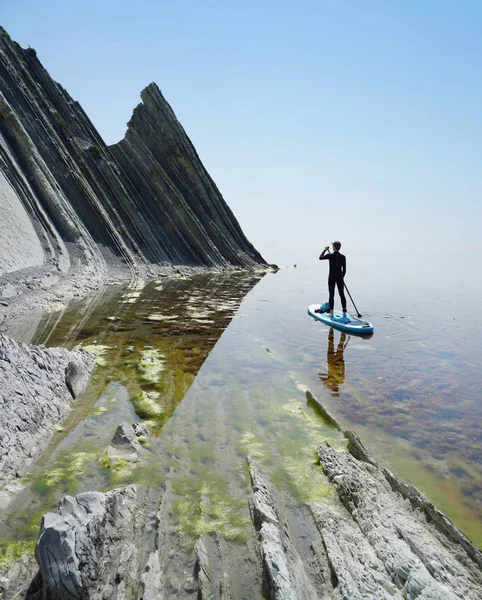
0, 27, 266, 280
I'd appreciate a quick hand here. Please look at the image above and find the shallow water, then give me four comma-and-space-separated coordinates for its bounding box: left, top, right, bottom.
1, 267, 481, 575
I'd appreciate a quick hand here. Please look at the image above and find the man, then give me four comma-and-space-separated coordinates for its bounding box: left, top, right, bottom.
319, 241, 347, 318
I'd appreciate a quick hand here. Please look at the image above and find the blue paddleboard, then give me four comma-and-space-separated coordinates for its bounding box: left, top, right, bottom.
308, 304, 374, 335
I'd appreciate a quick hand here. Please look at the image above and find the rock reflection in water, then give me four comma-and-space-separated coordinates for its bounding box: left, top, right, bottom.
28, 272, 264, 435
0, 272, 265, 561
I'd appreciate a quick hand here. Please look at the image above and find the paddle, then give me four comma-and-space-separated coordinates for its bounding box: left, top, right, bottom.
343, 282, 362, 318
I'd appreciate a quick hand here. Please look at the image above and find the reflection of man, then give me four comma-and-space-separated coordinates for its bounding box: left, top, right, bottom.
319, 328, 347, 397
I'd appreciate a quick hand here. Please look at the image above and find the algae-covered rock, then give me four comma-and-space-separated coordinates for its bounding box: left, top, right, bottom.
99, 422, 150, 471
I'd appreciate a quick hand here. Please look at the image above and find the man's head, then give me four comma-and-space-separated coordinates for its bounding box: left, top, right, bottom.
332, 241, 341, 251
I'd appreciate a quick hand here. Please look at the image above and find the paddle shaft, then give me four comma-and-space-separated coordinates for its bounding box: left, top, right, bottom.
343, 282, 362, 318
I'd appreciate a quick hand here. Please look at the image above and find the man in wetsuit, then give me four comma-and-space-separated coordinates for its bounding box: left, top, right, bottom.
319, 241, 347, 318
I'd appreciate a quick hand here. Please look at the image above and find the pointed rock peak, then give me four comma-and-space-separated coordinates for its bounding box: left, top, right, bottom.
137, 82, 177, 124
140, 82, 163, 102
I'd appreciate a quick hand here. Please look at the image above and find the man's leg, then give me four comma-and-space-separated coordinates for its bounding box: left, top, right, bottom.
328, 278, 335, 314
337, 279, 347, 313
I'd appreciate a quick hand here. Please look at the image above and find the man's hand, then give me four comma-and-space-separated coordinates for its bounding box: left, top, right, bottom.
324, 246, 330, 251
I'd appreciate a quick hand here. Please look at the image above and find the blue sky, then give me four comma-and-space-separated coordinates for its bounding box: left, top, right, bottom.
2, 1, 481, 279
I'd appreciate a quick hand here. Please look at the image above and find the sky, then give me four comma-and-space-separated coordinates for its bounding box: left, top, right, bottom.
2, 0, 481, 281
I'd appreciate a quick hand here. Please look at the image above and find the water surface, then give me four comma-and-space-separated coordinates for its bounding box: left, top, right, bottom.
1, 266, 481, 580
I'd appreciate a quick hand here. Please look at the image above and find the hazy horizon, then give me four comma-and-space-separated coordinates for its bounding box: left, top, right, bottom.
3, 1, 481, 277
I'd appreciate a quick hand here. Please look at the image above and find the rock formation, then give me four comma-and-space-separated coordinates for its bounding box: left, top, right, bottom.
248, 457, 321, 599
0, 26, 266, 285
27, 485, 161, 599
0, 333, 95, 495
3, 390, 480, 599
100, 422, 150, 469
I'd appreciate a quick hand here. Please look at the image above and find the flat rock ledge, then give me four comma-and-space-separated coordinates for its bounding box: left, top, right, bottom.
0, 333, 96, 493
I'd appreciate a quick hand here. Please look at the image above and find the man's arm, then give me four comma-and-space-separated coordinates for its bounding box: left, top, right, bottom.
342, 255, 346, 277
319, 246, 330, 260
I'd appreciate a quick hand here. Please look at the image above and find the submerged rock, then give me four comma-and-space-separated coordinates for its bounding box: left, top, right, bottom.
195, 534, 234, 599
100, 422, 150, 469
0, 333, 95, 490
3, 388, 481, 598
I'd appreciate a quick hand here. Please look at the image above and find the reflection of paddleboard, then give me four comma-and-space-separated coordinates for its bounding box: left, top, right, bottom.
308, 304, 374, 335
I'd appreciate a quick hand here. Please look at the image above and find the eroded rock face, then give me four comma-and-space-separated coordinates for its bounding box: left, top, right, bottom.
248, 457, 321, 599
110, 83, 266, 268
30, 485, 160, 599
0, 333, 96, 489
0, 27, 266, 278
315, 442, 482, 599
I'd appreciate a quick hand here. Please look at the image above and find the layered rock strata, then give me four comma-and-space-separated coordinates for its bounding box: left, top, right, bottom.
313, 444, 482, 599
248, 458, 322, 599
0, 27, 266, 286
0, 333, 95, 493
28, 485, 161, 599
4, 389, 482, 598
307, 390, 482, 600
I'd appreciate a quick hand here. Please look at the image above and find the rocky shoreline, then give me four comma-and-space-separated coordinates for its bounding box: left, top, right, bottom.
0, 334, 95, 502
0, 23, 480, 599
1, 345, 481, 599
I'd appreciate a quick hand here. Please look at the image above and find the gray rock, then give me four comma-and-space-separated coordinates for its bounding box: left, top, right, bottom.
248, 457, 320, 599
316, 442, 482, 599
310, 503, 404, 599
101, 421, 150, 466
195, 535, 233, 600
28, 485, 161, 599
1, 283, 17, 298
40, 274, 60, 288
0, 25, 267, 283
0, 333, 96, 489
65, 356, 92, 399
0, 552, 39, 599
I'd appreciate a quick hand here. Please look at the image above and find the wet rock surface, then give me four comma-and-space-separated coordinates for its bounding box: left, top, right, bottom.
2, 392, 481, 598
0, 333, 95, 490
195, 534, 234, 599
101, 422, 150, 467
248, 457, 322, 599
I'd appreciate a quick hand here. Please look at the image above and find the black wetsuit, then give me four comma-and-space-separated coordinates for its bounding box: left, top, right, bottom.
319, 250, 347, 311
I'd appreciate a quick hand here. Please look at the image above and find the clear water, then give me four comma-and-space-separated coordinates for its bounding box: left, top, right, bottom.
1, 266, 481, 576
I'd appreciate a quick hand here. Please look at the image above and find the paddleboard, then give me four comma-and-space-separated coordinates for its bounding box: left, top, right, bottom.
308, 304, 374, 335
